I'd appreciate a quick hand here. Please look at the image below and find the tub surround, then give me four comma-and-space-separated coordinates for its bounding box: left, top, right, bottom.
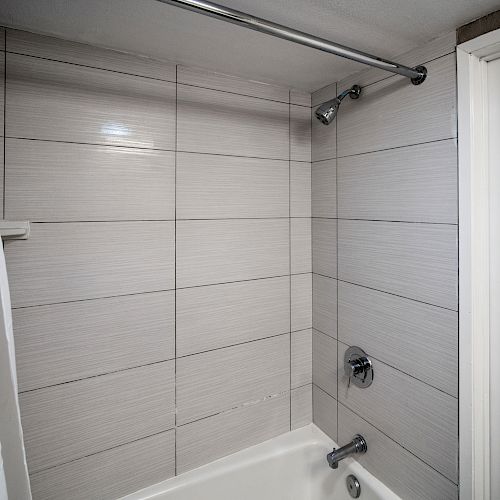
311, 31, 459, 500
2, 28, 312, 499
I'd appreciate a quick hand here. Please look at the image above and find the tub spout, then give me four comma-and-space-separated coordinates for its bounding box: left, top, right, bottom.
326, 434, 367, 469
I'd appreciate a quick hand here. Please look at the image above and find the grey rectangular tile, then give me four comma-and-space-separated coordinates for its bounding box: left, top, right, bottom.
30, 431, 175, 500
5, 138, 175, 221
290, 161, 311, 217
312, 385, 337, 441
0, 51, 4, 135
5, 221, 175, 307
338, 54, 456, 157
290, 90, 311, 107
311, 159, 337, 218
340, 31, 456, 90
0, 27, 4, 51
178, 65, 289, 102
312, 330, 337, 397
176, 335, 290, 425
176, 219, 289, 288
338, 343, 458, 481
312, 274, 337, 338
177, 277, 290, 357
290, 104, 311, 162
14, 291, 175, 392
338, 281, 457, 396
6, 29, 176, 81
291, 274, 312, 332
177, 84, 289, 159
312, 159, 336, 218
338, 404, 458, 500
6, 53, 176, 149
291, 329, 312, 388
337, 140, 457, 223
20, 361, 175, 473
312, 218, 337, 278
312, 106, 336, 162
312, 82, 337, 107
177, 394, 289, 474
338, 220, 458, 310
0, 138, 3, 220
291, 385, 312, 430
176, 152, 288, 219
291, 218, 312, 274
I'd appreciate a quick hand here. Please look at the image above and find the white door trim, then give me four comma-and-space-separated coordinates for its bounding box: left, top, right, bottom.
458, 27, 500, 500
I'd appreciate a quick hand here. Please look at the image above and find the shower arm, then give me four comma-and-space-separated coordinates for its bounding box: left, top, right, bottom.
157, 0, 427, 85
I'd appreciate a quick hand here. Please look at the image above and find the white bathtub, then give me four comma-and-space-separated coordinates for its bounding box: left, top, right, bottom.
121, 424, 400, 500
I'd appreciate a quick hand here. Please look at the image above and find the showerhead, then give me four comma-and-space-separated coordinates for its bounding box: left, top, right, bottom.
315, 85, 361, 125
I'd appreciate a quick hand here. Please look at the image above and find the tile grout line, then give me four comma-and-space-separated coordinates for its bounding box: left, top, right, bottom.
174, 63, 178, 477
288, 90, 292, 431
3, 30, 6, 219
4, 135, 310, 163
335, 81, 339, 441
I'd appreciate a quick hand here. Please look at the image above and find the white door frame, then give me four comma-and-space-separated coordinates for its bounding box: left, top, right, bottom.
458, 27, 500, 500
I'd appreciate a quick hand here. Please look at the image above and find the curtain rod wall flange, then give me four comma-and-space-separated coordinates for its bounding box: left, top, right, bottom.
157, 0, 428, 85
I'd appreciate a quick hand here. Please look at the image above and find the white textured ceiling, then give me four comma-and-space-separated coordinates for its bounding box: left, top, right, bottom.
0, 0, 498, 91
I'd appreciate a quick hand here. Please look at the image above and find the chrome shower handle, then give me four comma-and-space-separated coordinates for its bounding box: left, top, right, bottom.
344, 346, 373, 389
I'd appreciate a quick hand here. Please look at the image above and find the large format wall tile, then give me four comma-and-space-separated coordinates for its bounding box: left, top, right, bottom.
338, 140, 457, 223
291, 329, 312, 388
290, 90, 311, 107
290, 161, 312, 217
177, 84, 289, 159
291, 384, 312, 430
0, 138, 3, 221
5, 138, 175, 221
312, 330, 337, 398
291, 274, 312, 332
338, 281, 457, 396
312, 274, 337, 337
6, 53, 176, 149
7, 29, 176, 81
14, 291, 175, 392
312, 159, 336, 218
176, 152, 288, 219
177, 65, 289, 102
312, 385, 337, 441
176, 219, 289, 288
338, 54, 456, 157
20, 361, 175, 473
0, 51, 4, 134
177, 277, 290, 356
312, 218, 337, 278
177, 394, 289, 474
338, 405, 458, 500
290, 104, 311, 162
177, 335, 289, 424
338, 220, 458, 310
291, 218, 312, 274
338, 343, 458, 481
30, 431, 175, 500
5, 222, 175, 307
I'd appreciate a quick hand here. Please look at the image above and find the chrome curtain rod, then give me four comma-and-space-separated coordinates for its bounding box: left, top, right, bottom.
157, 0, 427, 84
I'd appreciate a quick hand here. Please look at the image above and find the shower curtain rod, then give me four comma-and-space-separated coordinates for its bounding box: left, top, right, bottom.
157, 0, 427, 85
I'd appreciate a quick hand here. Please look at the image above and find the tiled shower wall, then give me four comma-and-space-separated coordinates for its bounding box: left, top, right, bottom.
311, 33, 459, 499
1, 29, 313, 499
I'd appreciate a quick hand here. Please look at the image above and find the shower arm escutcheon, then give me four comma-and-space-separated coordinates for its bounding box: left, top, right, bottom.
157, 0, 427, 85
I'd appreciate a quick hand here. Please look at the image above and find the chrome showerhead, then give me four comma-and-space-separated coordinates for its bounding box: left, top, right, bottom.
314, 85, 361, 125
